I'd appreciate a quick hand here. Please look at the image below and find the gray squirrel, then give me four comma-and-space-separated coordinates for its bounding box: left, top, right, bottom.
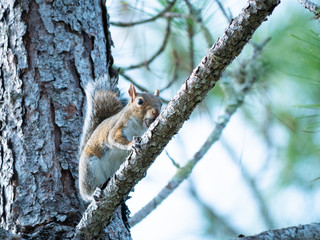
78, 76, 161, 201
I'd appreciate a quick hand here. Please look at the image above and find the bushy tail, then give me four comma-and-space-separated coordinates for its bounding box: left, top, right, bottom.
79, 75, 126, 154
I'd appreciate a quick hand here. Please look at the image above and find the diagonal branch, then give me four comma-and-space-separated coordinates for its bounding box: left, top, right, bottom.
216, 0, 233, 22
119, 71, 150, 93
159, 50, 180, 92
129, 88, 246, 227
128, 37, 270, 227
234, 222, 320, 240
121, 18, 172, 70
75, 0, 280, 238
298, 0, 320, 19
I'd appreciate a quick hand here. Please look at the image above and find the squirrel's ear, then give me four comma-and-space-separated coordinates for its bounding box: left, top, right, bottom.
128, 84, 136, 102
154, 89, 159, 97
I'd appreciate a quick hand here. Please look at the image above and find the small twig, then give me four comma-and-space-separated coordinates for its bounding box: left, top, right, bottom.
122, 18, 172, 71
184, 0, 193, 12
185, 0, 195, 72
163, 12, 188, 18
251, 37, 271, 60
110, 0, 177, 27
187, 23, 195, 72
188, 181, 239, 236
298, 0, 320, 19
120, 71, 169, 104
119, 71, 150, 92
160, 50, 180, 91
165, 150, 181, 168
200, 24, 214, 48
221, 138, 275, 229
185, 0, 196, 73
215, 0, 233, 22
186, 0, 214, 48
165, 4, 214, 47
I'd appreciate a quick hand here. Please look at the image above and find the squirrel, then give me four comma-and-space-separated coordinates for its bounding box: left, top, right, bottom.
78, 76, 162, 202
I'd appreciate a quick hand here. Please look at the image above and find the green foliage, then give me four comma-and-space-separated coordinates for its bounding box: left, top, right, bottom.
250, 18, 320, 187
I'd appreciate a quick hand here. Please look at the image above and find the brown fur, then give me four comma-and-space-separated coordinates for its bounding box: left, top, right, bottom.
79, 84, 161, 201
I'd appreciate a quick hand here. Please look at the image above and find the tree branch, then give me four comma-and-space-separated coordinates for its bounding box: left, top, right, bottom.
297, 0, 320, 19
129, 38, 271, 227
129, 94, 244, 227
119, 71, 169, 104
185, 0, 195, 72
216, 0, 233, 22
235, 222, 320, 240
164, 1, 215, 47
159, 50, 180, 92
121, 18, 172, 70
119, 71, 150, 93
75, 0, 280, 238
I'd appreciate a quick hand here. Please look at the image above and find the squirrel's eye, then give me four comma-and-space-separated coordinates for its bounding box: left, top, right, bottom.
137, 98, 144, 105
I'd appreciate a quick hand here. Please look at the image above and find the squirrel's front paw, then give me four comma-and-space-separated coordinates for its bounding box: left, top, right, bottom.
93, 187, 102, 202
131, 136, 142, 154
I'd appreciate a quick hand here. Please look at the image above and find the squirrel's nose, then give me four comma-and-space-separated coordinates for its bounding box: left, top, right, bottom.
152, 109, 159, 117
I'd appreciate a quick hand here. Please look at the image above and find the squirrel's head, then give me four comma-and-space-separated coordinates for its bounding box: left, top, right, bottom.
128, 84, 162, 128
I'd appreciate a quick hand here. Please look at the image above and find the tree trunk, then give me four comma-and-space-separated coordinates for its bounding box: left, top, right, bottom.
0, 0, 129, 238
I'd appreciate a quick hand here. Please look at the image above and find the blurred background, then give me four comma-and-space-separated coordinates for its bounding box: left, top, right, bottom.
106, 0, 320, 239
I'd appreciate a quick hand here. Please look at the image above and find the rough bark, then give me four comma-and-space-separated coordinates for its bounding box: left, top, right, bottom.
76, 0, 281, 238
235, 222, 320, 240
298, 0, 320, 18
0, 0, 129, 239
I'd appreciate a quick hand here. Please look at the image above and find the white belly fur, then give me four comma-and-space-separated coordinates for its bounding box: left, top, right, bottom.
98, 148, 128, 186
97, 117, 147, 187
123, 116, 147, 140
